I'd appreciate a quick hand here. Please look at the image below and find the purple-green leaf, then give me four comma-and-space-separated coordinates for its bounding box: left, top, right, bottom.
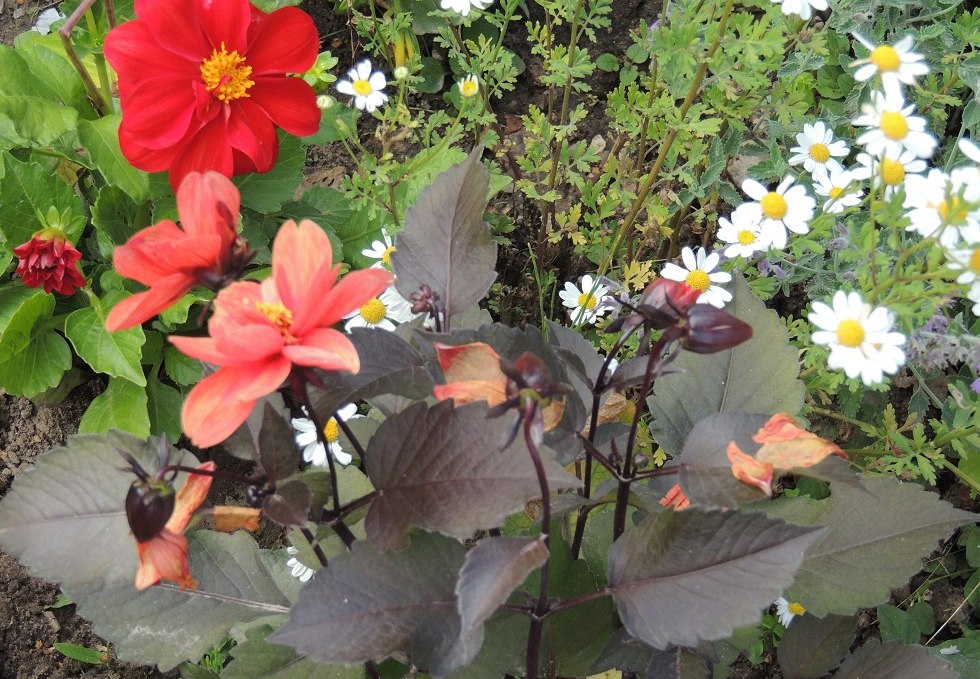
263, 479, 311, 527
835, 640, 959, 679
645, 647, 710, 679
456, 536, 548, 657
270, 531, 474, 675
607, 509, 823, 649
777, 613, 856, 679
391, 146, 496, 322
363, 401, 580, 550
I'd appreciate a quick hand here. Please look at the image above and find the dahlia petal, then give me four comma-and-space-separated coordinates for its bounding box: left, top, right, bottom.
212, 323, 285, 363
303, 267, 394, 330
113, 222, 223, 283
250, 77, 320, 137
246, 7, 319, 75
105, 20, 200, 81
118, 126, 180, 174
282, 328, 360, 372
132, 0, 211, 59
226, 98, 279, 172
168, 462, 217, 533
169, 336, 231, 365
117, 81, 198, 150
271, 220, 334, 315
199, 0, 251, 53
435, 342, 505, 382
105, 274, 197, 331
135, 529, 193, 590
433, 380, 509, 407
177, 171, 241, 241
169, 118, 234, 190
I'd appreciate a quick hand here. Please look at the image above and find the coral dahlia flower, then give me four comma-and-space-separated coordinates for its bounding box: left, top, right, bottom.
171, 220, 392, 448
104, 0, 321, 189
13, 228, 86, 296
106, 172, 247, 332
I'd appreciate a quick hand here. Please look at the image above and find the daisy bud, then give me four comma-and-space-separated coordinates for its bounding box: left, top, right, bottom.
458, 75, 480, 98
13, 227, 86, 296
681, 305, 753, 354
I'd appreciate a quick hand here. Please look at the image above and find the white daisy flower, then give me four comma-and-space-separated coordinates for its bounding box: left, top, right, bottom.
439, 0, 492, 16
904, 169, 980, 247
361, 229, 396, 268
788, 121, 849, 180
559, 274, 611, 325
945, 241, 980, 286
285, 546, 315, 582
716, 204, 769, 258
851, 150, 927, 199
813, 168, 864, 214
770, 0, 827, 20
661, 247, 733, 308
959, 137, 980, 164
853, 89, 937, 159
292, 403, 360, 467
344, 285, 418, 332
808, 291, 907, 386
336, 59, 388, 113
774, 597, 806, 627
740, 176, 816, 249
458, 75, 480, 98
851, 35, 929, 98
967, 280, 980, 316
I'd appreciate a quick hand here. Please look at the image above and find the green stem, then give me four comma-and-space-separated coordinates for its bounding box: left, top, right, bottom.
806, 405, 877, 433
84, 6, 114, 114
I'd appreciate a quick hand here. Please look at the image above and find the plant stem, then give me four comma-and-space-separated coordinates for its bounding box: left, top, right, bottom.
59, 0, 109, 116
300, 526, 329, 569
296, 380, 343, 513
335, 415, 367, 463
523, 403, 552, 679
83, 5, 114, 113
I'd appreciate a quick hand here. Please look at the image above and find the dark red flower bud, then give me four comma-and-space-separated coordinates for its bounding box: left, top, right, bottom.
125, 479, 176, 543
681, 305, 753, 353
607, 278, 701, 332
13, 228, 86, 296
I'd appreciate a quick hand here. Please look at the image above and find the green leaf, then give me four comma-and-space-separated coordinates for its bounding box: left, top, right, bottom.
608, 509, 822, 649
0, 285, 71, 396
78, 377, 150, 437
835, 640, 959, 679
0, 44, 95, 116
877, 605, 920, 644
0, 95, 79, 150
92, 185, 141, 250
234, 134, 304, 212
777, 614, 855, 679
648, 273, 805, 456
164, 345, 203, 386
147, 375, 182, 440
760, 477, 976, 617
0, 151, 82, 248
364, 401, 579, 550
596, 52, 619, 72
302, 103, 359, 145
78, 116, 151, 203
391, 146, 497, 322
223, 624, 365, 678
64, 305, 147, 386
53, 642, 105, 664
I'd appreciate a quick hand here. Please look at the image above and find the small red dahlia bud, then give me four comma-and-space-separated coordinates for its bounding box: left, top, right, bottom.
681, 304, 753, 354
12, 228, 86, 296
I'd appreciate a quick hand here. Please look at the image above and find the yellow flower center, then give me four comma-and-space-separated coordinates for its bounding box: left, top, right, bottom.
200, 42, 254, 102
880, 159, 905, 185
382, 245, 396, 267
870, 45, 900, 72
760, 192, 788, 220
970, 248, 980, 273
255, 301, 296, 342
685, 269, 711, 292
460, 78, 479, 97
737, 230, 756, 245
787, 601, 806, 616
835, 319, 865, 347
829, 187, 845, 199
323, 418, 340, 443
577, 292, 599, 309
808, 143, 830, 163
359, 298, 387, 324
353, 79, 374, 96
937, 197, 968, 226
879, 111, 909, 140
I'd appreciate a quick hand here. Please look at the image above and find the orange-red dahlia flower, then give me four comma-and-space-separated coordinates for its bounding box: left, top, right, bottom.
104, 0, 320, 190
170, 220, 392, 448
107, 172, 246, 332
13, 228, 86, 296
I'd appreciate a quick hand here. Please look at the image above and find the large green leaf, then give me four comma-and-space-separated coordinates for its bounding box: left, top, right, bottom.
64, 304, 146, 386
835, 640, 959, 679
0, 151, 83, 247
647, 274, 805, 455
79, 116, 150, 203
234, 134, 304, 212
759, 477, 976, 617
391, 147, 496, 323
223, 624, 366, 679
0, 44, 94, 116
608, 509, 822, 649
78, 377, 150, 437
364, 401, 579, 550
0, 284, 70, 396
271, 532, 476, 675
0, 94, 79, 150
777, 613, 855, 679
147, 376, 182, 440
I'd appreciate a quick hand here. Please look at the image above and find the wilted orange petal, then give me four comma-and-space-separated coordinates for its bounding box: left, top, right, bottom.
167, 461, 216, 534
542, 400, 565, 432
659, 483, 691, 510
755, 438, 847, 471
214, 506, 261, 532
135, 529, 195, 591
727, 442, 774, 496
433, 379, 508, 407
435, 342, 504, 382
753, 414, 810, 443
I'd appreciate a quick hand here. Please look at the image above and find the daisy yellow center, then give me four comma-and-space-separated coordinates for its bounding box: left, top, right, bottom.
461, 80, 479, 97
738, 230, 756, 245
830, 187, 845, 199
835, 319, 865, 347
879, 111, 909, 140
870, 45, 900, 72
760, 192, 788, 220
685, 269, 711, 292
577, 292, 599, 309
787, 601, 806, 616
880, 159, 905, 185
255, 302, 297, 342
200, 42, 254, 102
382, 245, 396, 267
970, 248, 980, 273
323, 418, 340, 443
353, 79, 374, 96
937, 197, 968, 226
808, 143, 830, 163
359, 298, 387, 324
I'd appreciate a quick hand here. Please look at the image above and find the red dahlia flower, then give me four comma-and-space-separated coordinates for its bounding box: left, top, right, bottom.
106, 171, 246, 332
171, 220, 392, 448
13, 228, 86, 296
103, 0, 321, 189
